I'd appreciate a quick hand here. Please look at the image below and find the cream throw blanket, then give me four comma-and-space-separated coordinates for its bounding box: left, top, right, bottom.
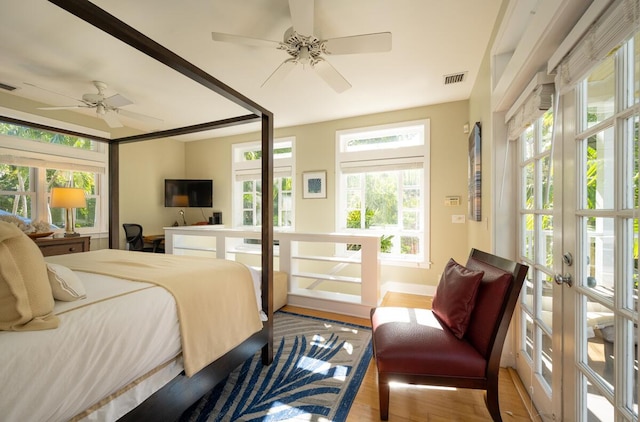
45, 249, 263, 376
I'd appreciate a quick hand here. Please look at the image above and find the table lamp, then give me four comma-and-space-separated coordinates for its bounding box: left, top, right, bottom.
50, 187, 86, 237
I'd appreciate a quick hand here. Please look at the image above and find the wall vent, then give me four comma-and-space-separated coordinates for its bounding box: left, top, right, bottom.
0, 82, 17, 91
443, 72, 467, 85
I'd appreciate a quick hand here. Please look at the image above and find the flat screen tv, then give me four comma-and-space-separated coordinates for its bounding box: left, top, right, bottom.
164, 179, 213, 208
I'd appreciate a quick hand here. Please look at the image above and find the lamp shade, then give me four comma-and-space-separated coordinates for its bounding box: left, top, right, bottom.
50, 187, 87, 208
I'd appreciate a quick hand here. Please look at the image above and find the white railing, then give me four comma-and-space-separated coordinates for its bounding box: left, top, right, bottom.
164, 226, 381, 318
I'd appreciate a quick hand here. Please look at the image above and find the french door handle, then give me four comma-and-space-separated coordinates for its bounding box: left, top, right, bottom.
554, 273, 573, 287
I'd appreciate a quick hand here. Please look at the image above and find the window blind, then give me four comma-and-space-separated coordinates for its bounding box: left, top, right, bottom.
505, 80, 555, 141
0, 154, 105, 174
551, 0, 640, 95
340, 156, 424, 174
235, 166, 292, 182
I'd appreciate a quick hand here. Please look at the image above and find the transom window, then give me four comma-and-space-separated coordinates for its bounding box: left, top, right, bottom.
336, 120, 430, 266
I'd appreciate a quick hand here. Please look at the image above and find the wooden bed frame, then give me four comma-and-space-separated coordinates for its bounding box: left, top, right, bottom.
1, 0, 274, 420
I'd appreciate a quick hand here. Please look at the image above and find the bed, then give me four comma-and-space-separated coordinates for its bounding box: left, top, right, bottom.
0, 228, 271, 421
0, 0, 275, 420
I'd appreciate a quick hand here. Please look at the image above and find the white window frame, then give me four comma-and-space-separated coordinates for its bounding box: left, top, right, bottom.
335, 119, 430, 267
0, 116, 109, 235
231, 137, 295, 230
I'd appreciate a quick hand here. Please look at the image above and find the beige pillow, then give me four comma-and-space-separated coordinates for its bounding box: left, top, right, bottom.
47, 263, 86, 301
0, 221, 59, 331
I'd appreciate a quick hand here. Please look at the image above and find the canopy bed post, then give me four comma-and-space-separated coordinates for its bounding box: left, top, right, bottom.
109, 142, 119, 249
261, 112, 274, 364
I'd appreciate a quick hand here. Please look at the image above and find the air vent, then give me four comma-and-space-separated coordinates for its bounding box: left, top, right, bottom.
443, 72, 467, 85
0, 82, 17, 91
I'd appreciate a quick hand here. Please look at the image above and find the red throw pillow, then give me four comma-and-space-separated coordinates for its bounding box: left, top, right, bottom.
432, 258, 484, 339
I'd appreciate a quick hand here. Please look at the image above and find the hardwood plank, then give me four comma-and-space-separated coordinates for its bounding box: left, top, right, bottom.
282, 292, 532, 421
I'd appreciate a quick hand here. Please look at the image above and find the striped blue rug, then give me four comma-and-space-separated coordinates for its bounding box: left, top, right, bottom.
181, 311, 372, 422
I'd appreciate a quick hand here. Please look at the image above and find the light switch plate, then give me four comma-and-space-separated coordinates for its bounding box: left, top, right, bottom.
452, 215, 465, 223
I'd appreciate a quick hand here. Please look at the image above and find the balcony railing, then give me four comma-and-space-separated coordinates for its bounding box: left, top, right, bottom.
164, 226, 381, 318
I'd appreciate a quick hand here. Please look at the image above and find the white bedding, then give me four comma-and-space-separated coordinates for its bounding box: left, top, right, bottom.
1, 272, 183, 422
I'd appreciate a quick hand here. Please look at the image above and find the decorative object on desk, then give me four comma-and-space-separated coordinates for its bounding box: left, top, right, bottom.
27, 231, 54, 239
179, 209, 187, 226
468, 122, 481, 221
302, 171, 326, 199
213, 211, 222, 225
181, 311, 372, 422
50, 187, 86, 237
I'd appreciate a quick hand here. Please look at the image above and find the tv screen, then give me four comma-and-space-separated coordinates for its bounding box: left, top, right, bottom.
164, 179, 213, 208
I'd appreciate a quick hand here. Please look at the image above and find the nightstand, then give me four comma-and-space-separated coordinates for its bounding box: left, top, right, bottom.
34, 236, 91, 257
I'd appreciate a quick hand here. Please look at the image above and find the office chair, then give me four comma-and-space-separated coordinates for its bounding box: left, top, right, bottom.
122, 223, 163, 253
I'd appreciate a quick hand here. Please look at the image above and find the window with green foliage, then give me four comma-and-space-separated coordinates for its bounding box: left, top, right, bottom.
0, 121, 107, 233
336, 120, 430, 265
232, 138, 294, 229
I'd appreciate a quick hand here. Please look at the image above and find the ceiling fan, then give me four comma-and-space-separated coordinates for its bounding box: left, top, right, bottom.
211, 0, 392, 93
26, 80, 163, 129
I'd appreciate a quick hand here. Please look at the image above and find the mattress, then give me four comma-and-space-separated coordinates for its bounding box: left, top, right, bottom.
0, 263, 263, 422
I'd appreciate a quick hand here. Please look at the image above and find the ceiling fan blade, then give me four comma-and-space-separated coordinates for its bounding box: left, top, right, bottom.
261, 59, 297, 88
23, 82, 84, 103
212, 32, 280, 49
101, 111, 123, 128
288, 0, 314, 35
313, 59, 351, 93
116, 108, 164, 126
38, 105, 86, 110
323, 32, 392, 55
104, 93, 133, 108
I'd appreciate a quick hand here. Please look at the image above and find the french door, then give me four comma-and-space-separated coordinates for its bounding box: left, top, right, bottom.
516, 33, 640, 421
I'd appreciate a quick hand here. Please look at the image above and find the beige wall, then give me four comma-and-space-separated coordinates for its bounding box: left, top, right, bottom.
467, 0, 517, 260
184, 101, 472, 293
467, 5, 504, 258
119, 138, 185, 249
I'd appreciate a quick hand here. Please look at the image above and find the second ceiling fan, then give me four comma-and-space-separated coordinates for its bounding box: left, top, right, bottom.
212, 0, 392, 93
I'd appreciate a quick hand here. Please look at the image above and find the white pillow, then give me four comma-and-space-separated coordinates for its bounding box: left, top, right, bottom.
46, 263, 86, 301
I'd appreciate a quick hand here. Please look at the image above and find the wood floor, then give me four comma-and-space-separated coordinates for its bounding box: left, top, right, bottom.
282, 291, 534, 421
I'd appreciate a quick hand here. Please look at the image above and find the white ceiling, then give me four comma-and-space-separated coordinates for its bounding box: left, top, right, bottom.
0, 0, 503, 140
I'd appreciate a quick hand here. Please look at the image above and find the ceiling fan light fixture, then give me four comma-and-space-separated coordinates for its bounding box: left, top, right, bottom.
96, 103, 106, 115
298, 46, 310, 65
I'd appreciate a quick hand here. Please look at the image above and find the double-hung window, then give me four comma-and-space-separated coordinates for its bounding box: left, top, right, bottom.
336, 119, 430, 266
0, 120, 108, 234
232, 137, 294, 229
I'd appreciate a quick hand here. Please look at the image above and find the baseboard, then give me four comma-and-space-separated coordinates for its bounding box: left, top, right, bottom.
507, 367, 540, 421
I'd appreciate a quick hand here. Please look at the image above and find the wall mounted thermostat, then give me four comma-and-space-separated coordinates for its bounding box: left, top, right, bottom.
445, 196, 461, 206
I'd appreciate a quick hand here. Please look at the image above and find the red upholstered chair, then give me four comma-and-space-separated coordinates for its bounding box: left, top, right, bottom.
370, 249, 528, 421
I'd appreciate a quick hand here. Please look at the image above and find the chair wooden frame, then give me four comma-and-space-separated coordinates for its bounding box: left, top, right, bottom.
370, 248, 529, 421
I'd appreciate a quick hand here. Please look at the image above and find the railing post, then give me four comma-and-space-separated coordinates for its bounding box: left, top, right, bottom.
360, 235, 381, 307
216, 234, 225, 259
278, 235, 292, 295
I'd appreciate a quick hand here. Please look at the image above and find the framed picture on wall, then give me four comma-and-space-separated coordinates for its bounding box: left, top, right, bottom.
468, 122, 481, 221
302, 171, 326, 199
